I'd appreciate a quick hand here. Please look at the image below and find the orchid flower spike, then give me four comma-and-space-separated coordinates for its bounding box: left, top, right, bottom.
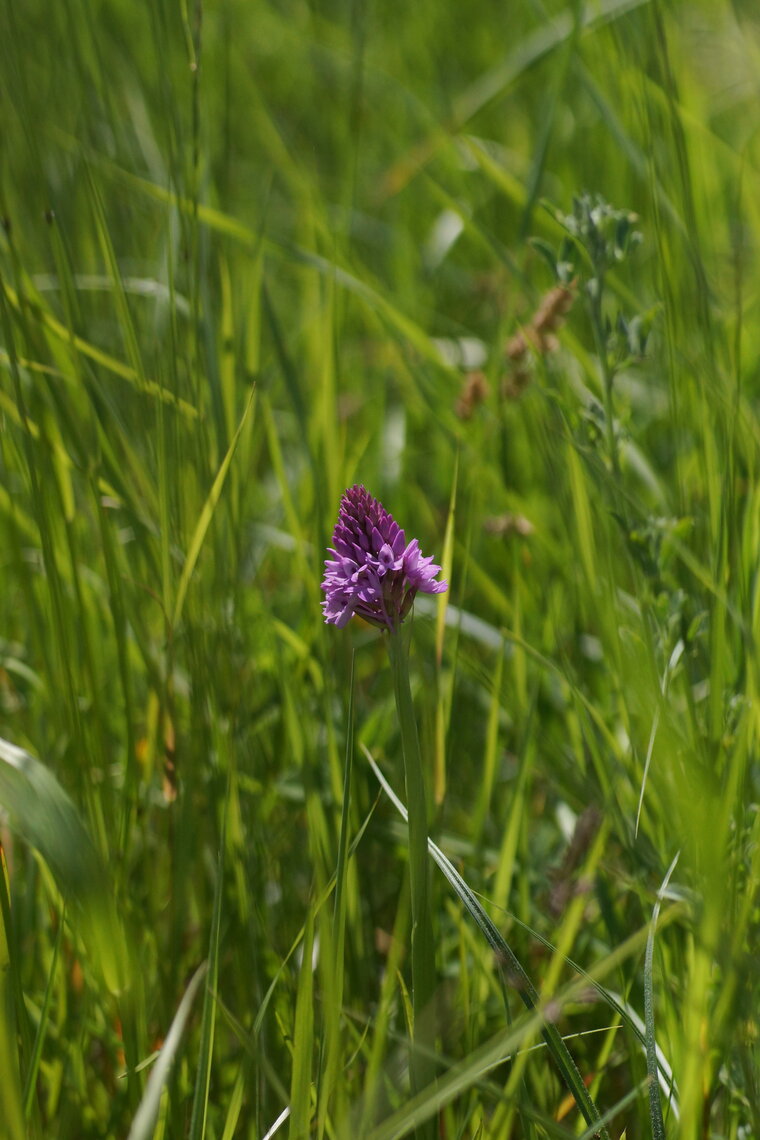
322, 485, 447, 630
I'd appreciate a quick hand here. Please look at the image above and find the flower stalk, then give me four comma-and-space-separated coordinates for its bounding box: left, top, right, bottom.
322, 485, 445, 1128
387, 624, 437, 1107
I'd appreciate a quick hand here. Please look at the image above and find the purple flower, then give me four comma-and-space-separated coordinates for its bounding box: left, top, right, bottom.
322, 485, 448, 630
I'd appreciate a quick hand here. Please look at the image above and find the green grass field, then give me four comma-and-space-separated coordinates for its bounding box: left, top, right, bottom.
2, 0, 760, 1136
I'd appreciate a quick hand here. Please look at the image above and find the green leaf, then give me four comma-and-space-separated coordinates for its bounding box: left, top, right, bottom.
0, 737, 129, 994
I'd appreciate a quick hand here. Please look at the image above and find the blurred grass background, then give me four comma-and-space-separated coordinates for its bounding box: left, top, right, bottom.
2, 0, 760, 1136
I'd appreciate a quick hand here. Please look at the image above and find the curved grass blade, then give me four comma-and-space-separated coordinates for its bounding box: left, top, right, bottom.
365, 749, 610, 1139
645, 852, 680, 1140
0, 278, 198, 418
374, 755, 683, 1117
251, 794, 380, 1042
379, 0, 653, 199
22, 902, 65, 1118
0, 736, 129, 994
126, 962, 208, 1140
494, 904, 680, 1111
171, 381, 256, 630
67, 158, 450, 368
363, 923, 656, 1140
575, 1079, 650, 1140
219, 1059, 247, 1140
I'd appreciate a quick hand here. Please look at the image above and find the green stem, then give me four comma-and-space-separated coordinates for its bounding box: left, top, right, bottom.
387, 627, 436, 1120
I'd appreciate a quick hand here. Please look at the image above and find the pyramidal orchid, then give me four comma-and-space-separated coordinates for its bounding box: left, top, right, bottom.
323, 485, 447, 1125
322, 484, 447, 631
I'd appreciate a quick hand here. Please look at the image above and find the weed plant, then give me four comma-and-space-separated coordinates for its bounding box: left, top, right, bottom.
1, 0, 760, 1137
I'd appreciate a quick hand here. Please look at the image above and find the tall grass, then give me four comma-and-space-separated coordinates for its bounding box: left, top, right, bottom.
1, 0, 759, 1136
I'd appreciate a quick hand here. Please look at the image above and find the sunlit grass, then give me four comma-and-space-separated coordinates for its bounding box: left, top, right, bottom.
1, 0, 760, 1136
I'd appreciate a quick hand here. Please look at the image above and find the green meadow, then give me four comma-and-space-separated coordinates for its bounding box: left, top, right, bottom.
2, 0, 760, 1136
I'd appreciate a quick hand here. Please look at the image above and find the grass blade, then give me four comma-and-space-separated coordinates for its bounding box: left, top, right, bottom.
365, 749, 610, 1138
127, 962, 208, 1140
362, 918, 660, 1140
288, 904, 316, 1140
645, 852, 680, 1140
22, 901, 65, 1118
171, 381, 256, 629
